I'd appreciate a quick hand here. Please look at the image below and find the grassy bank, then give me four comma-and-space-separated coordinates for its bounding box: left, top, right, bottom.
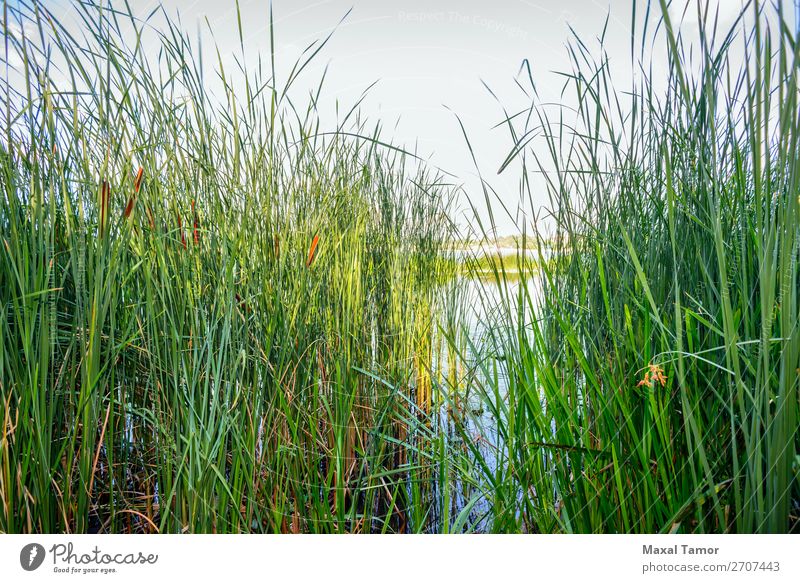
456, 252, 538, 280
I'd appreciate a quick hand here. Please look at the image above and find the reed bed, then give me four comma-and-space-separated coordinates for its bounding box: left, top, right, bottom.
1, 0, 797, 535
459, 0, 799, 533
0, 0, 456, 533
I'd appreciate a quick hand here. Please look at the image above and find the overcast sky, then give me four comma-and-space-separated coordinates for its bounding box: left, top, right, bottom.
40, 0, 798, 235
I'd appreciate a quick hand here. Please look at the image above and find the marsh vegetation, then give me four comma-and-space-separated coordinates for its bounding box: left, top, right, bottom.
0, 0, 797, 533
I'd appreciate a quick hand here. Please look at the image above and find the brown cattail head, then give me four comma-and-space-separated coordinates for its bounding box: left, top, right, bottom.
306, 234, 319, 268
235, 293, 249, 313
274, 234, 280, 259
124, 167, 144, 220
122, 196, 136, 220
134, 166, 144, 193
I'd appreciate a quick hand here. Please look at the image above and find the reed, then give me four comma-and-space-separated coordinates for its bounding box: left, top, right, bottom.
0, 0, 455, 533
457, 0, 799, 533
2, 0, 797, 535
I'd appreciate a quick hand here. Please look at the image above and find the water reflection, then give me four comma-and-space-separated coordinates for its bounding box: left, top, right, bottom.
421, 275, 541, 532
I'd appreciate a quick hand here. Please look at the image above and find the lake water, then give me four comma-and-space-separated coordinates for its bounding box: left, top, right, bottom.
418, 275, 542, 532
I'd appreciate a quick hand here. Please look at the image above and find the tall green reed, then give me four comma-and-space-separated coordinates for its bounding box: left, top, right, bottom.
0, 0, 455, 533
459, 0, 799, 533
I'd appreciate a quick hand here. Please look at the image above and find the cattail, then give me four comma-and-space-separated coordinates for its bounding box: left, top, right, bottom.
274, 234, 280, 259
134, 166, 144, 193
235, 293, 249, 313
306, 234, 319, 267
124, 167, 144, 219
122, 198, 135, 219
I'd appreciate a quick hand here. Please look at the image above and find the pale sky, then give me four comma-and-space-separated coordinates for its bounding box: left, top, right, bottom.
36, 1, 799, 234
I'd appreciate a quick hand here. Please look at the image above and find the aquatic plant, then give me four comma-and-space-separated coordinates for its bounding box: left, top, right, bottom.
458, 0, 799, 533
0, 0, 455, 533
